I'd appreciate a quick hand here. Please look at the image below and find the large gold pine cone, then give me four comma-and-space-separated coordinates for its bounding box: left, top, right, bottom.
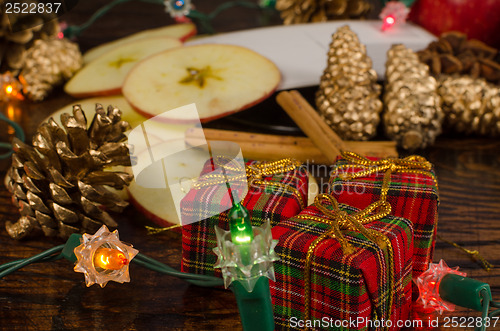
5, 105, 132, 240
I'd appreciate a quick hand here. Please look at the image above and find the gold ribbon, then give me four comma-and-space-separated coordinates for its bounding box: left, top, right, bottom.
297, 194, 394, 329
338, 151, 437, 201
145, 224, 181, 235
193, 156, 305, 209
437, 235, 494, 271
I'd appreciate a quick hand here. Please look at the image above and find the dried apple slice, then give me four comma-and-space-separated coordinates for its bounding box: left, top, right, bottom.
122, 44, 281, 123
127, 138, 209, 228
64, 37, 182, 98
83, 23, 196, 63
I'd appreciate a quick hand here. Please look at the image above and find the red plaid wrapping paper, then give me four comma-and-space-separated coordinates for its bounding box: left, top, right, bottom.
328, 153, 439, 278
271, 203, 414, 331
181, 158, 308, 277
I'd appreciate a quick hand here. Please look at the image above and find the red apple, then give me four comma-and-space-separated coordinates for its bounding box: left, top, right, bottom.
409, 0, 500, 48
64, 37, 182, 98
83, 23, 197, 63
122, 44, 281, 123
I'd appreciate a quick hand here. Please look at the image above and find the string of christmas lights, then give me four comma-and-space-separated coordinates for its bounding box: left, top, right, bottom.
0, 218, 276, 331
1, 225, 499, 330
62, 0, 420, 37
0, 226, 223, 287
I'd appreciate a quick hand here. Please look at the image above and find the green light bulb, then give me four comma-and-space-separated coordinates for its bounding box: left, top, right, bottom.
228, 203, 254, 245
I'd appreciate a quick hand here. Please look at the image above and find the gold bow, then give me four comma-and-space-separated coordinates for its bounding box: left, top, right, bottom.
338, 151, 436, 201
193, 156, 305, 209
339, 152, 493, 272
297, 193, 394, 328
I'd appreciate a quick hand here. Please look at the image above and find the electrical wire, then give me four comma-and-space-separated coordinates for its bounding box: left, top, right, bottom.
0, 243, 223, 287
474, 290, 500, 331
63, 0, 272, 38
488, 299, 500, 318
64, 0, 138, 38
0, 245, 64, 279
0, 253, 62, 273
0, 111, 25, 159
133, 254, 223, 287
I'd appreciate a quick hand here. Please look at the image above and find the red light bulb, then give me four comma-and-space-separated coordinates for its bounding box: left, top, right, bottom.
379, 1, 410, 31
415, 259, 466, 314
382, 15, 396, 31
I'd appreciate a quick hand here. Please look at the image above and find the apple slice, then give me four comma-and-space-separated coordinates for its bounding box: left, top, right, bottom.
83, 23, 196, 63
129, 183, 180, 229
127, 139, 211, 229
122, 44, 281, 123
64, 37, 182, 98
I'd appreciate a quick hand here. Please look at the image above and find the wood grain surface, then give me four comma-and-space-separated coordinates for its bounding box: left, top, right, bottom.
1, 1, 499, 330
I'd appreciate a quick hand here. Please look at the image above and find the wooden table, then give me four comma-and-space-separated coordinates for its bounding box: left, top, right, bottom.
1, 1, 500, 330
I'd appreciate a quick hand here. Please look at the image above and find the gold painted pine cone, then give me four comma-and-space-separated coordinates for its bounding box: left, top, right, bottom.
276, 0, 372, 25
316, 25, 383, 140
383, 44, 444, 150
5, 105, 133, 240
438, 75, 500, 136
19, 38, 83, 101
0, 0, 59, 72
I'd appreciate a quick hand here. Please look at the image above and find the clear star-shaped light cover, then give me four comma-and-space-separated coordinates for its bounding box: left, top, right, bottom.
415, 259, 466, 314
213, 220, 279, 292
74, 225, 139, 288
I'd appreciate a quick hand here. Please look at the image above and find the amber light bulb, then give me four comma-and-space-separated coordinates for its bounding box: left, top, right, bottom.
93, 247, 129, 270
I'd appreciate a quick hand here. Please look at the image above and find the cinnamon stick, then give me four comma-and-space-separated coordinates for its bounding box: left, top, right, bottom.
276, 90, 348, 163
185, 128, 398, 164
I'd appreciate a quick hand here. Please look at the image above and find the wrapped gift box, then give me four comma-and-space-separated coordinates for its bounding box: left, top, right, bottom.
271, 195, 413, 331
328, 152, 439, 278
181, 158, 308, 277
